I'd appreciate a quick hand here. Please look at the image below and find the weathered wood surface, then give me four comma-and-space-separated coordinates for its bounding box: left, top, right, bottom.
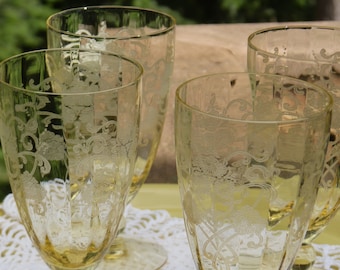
148, 21, 340, 183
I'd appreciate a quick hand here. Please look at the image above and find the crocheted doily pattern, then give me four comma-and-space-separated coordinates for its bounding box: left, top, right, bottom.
0, 194, 338, 269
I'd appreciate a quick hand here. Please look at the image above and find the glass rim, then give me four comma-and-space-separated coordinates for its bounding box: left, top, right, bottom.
247, 24, 340, 61
0, 48, 144, 96
46, 5, 176, 40
175, 71, 333, 124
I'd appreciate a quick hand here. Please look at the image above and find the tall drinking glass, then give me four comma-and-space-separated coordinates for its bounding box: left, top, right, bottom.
0, 48, 142, 270
175, 72, 332, 270
248, 25, 340, 269
46, 6, 175, 268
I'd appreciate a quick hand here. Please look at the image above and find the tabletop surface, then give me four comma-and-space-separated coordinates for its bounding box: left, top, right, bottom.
132, 183, 340, 246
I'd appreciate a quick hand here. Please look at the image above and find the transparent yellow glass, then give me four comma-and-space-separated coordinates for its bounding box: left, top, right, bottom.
0, 48, 142, 270
248, 25, 340, 269
175, 72, 333, 270
46, 6, 175, 268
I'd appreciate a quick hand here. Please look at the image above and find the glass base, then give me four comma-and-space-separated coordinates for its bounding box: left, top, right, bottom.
292, 244, 316, 270
100, 237, 167, 270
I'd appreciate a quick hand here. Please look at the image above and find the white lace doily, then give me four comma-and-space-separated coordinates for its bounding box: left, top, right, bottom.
0, 193, 339, 270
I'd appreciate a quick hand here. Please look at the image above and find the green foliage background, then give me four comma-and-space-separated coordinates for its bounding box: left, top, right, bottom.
0, 0, 318, 61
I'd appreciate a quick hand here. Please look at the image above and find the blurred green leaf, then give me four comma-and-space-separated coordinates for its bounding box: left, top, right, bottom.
0, 0, 56, 60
